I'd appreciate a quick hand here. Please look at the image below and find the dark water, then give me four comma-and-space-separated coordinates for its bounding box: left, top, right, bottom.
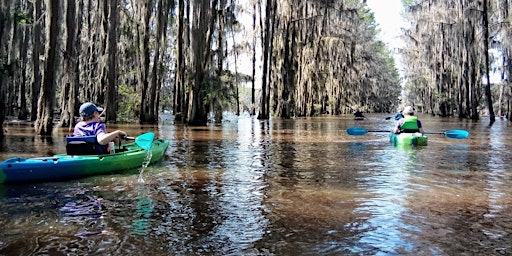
1, 114, 512, 255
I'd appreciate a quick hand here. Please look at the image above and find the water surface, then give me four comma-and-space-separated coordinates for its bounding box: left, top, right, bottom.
1, 114, 511, 255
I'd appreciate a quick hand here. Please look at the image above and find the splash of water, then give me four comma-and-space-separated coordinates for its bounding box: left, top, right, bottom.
138, 150, 153, 183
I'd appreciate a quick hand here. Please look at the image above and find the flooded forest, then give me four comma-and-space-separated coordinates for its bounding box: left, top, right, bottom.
1, 0, 512, 128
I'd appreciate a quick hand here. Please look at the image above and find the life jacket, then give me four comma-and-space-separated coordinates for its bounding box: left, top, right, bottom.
66, 135, 109, 155
400, 115, 420, 133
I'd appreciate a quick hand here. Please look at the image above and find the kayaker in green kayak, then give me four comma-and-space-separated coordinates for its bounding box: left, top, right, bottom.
72, 102, 127, 154
354, 109, 365, 120
393, 106, 424, 134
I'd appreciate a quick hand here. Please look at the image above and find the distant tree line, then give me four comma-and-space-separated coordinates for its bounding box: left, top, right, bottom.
1, 0, 405, 138
401, 0, 512, 124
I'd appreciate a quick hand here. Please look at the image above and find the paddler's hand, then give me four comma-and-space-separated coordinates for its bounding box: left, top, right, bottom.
117, 130, 127, 138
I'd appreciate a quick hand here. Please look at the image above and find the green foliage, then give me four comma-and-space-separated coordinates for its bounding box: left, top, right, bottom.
0, 57, 16, 76
13, 10, 33, 24
202, 70, 239, 112
0, 57, 7, 75
117, 84, 141, 122
159, 84, 173, 111
401, 0, 414, 7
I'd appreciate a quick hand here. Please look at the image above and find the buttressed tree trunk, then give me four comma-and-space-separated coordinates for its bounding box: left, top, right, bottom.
59, 0, 79, 130
187, 0, 217, 125
35, 0, 59, 136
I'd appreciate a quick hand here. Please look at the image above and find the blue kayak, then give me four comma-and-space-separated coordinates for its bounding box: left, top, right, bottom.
0, 138, 169, 184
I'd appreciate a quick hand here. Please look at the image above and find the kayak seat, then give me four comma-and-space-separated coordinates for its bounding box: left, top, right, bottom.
66, 136, 109, 155
115, 146, 128, 153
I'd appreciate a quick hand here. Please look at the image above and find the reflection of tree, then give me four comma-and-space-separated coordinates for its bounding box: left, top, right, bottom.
254, 119, 367, 254
171, 140, 223, 251
158, 118, 272, 253
0, 125, 68, 158
269, 121, 299, 187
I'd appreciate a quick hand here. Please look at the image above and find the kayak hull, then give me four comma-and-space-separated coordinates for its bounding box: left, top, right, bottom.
389, 133, 428, 146
0, 139, 169, 184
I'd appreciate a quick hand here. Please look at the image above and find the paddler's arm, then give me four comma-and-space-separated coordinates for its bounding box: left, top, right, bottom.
97, 130, 127, 145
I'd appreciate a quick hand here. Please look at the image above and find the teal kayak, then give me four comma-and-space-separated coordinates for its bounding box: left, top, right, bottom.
0, 139, 169, 184
389, 132, 428, 146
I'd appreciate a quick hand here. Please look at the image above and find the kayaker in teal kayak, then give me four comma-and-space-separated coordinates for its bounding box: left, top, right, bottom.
393, 106, 404, 120
72, 102, 127, 154
393, 106, 424, 134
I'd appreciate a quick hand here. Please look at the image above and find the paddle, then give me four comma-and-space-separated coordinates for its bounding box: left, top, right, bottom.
385, 113, 405, 120
125, 132, 155, 150
346, 127, 470, 139
125, 132, 156, 183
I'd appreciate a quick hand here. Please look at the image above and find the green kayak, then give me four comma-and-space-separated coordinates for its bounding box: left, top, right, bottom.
0, 138, 169, 184
389, 132, 428, 146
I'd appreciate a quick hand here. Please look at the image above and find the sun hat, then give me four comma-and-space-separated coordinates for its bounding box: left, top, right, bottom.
79, 102, 104, 118
403, 106, 414, 115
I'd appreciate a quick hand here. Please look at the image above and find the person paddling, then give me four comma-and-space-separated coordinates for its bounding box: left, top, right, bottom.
393, 106, 424, 134
354, 110, 364, 118
72, 102, 127, 154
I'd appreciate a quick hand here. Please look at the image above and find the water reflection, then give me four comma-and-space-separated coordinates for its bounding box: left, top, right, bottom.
352, 144, 421, 254
1, 116, 512, 254
131, 187, 155, 236
60, 192, 105, 238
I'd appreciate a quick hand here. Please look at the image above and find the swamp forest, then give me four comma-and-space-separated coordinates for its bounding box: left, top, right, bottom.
1, 0, 511, 136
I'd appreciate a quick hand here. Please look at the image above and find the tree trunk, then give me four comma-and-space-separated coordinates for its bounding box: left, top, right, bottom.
0, 0, 10, 137
18, 25, 30, 121
482, 0, 495, 125
35, 0, 59, 135
59, 0, 79, 130
147, 0, 169, 124
187, 0, 217, 125
250, 2, 257, 116
138, 0, 153, 124
31, 0, 44, 122
175, 0, 186, 121
258, 0, 273, 120
106, 0, 119, 122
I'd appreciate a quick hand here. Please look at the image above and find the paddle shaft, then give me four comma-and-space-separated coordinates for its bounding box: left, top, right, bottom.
367, 130, 445, 135
346, 126, 469, 139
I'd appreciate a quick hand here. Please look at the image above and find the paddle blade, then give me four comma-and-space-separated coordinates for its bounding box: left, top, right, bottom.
444, 129, 469, 139
346, 127, 369, 136
135, 132, 155, 150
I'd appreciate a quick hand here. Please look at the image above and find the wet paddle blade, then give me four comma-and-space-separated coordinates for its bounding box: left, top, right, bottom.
346, 127, 369, 136
135, 132, 155, 150
443, 129, 469, 139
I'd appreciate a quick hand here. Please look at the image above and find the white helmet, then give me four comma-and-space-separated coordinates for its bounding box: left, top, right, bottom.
403, 106, 414, 115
